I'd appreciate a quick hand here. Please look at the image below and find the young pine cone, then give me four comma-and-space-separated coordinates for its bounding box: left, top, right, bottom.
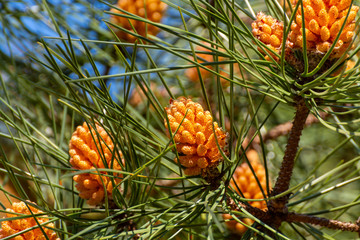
110, 0, 167, 42
223, 150, 268, 235
0, 201, 59, 240
252, 12, 284, 61
69, 122, 123, 206
288, 0, 359, 58
164, 97, 228, 176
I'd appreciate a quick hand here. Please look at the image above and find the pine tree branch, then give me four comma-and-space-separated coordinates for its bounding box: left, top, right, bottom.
287, 212, 360, 233
269, 97, 310, 214
226, 196, 270, 222
228, 194, 360, 235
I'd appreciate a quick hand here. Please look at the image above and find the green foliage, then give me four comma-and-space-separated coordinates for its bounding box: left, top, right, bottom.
0, 0, 359, 239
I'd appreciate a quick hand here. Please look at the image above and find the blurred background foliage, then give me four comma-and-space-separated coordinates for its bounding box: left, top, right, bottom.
0, 0, 360, 239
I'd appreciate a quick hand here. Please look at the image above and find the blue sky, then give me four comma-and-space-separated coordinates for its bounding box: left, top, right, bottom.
1, 0, 188, 101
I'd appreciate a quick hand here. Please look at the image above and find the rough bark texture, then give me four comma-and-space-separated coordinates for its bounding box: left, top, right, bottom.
269, 97, 310, 214
287, 213, 360, 233
226, 197, 270, 222
227, 196, 360, 235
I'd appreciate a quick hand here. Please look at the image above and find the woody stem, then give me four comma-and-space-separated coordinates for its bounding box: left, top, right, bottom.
269, 97, 309, 213
287, 213, 360, 233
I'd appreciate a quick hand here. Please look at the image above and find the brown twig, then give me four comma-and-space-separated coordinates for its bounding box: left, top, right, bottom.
227, 195, 360, 235
287, 213, 360, 233
226, 197, 270, 222
269, 97, 310, 215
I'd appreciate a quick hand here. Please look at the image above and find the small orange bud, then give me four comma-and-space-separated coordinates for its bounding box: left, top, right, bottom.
304, 5, 316, 20
328, 6, 339, 25
337, 0, 352, 11
262, 24, 272, 35
311, 0, 326, 12
320, 26, 330, 41
270, 35, 281, 48
183, 167, 201, 176
309, 19, 320, 34
316, 41, 331, 52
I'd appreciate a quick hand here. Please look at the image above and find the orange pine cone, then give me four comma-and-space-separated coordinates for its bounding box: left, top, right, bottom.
252, 12, 284, 61
288, 0, 359, 58
0, 201, 59, 240
164, 97, 228, 176
69, 122, 123, 206
223, 150, 268, 235
110, 0, 167, 42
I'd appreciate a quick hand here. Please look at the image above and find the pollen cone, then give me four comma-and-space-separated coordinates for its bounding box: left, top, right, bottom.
288, 0, 358, 58
0, 201, 60, 240
286, 0, 358, 72
111, 0, 167, 42
69, 122, 123, 206
252, 12, 284, 61
164, 97, 228, 177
